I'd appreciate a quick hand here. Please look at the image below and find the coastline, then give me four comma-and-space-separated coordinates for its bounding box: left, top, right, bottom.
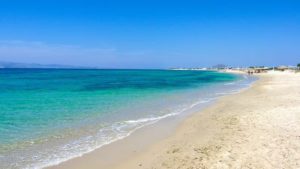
49, 72, 300, 169
47, 72, 255, 169
1, 70, 248, 169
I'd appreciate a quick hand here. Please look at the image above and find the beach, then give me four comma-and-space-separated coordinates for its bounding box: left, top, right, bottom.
49, 71, 300, 169
2, 1, 300, 168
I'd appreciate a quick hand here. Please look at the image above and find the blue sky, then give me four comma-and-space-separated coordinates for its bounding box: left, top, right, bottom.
0, 0, 299, 68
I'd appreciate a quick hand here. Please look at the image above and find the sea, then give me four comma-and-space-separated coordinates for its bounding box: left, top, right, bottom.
0, 69, 256, 169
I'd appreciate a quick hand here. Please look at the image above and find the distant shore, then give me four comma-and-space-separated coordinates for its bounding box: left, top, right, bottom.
48, 72, 300, 169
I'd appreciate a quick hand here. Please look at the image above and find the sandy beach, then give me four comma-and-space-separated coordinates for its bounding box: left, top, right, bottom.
49, 72, 300, 169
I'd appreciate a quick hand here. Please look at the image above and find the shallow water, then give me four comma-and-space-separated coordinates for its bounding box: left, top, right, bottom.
0, 69, 255, 169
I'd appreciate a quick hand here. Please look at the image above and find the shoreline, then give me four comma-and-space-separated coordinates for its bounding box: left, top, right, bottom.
1, 70, 251, 169
47, 73, 256, 169
113, 72, 300, 169
49, 71, 300, 169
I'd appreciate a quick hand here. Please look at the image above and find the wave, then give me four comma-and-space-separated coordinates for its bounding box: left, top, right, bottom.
224, 82, 235, 85
11, 75, 257, 169
22, 96, 220, 169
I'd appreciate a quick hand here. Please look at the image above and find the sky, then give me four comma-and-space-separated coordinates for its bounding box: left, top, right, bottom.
0, 0, 299, 68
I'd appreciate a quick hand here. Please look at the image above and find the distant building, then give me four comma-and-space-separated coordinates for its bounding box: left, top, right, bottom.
275, 66, 289, 71
247, 66, 271, 73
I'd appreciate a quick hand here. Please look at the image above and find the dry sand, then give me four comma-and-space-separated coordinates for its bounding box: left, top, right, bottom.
50, 72, 300, 169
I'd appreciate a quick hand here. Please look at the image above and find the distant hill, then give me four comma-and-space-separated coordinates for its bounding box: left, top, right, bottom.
0, 61, 94, 69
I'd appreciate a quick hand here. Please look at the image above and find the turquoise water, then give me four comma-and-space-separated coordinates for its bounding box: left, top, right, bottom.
0, 69, 252, 169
